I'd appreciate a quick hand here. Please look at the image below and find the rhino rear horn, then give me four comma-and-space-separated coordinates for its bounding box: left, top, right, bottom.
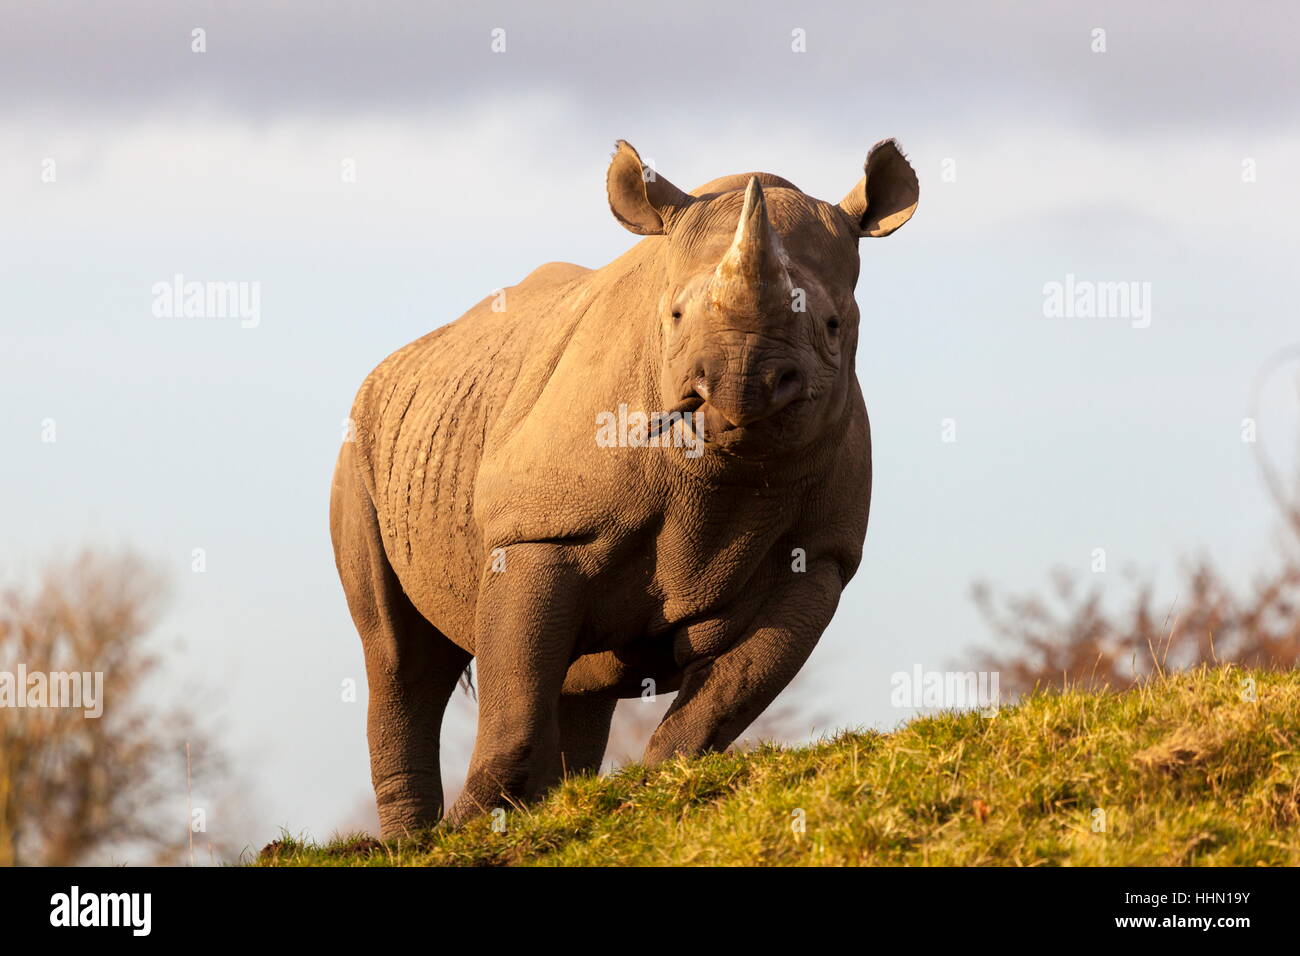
606, 141, 694, 236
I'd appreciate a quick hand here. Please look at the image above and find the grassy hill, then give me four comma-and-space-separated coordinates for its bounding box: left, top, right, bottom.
257, 666, 1300, 866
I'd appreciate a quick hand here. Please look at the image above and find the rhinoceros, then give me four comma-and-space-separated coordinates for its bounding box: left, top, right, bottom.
330, 139, 919, 836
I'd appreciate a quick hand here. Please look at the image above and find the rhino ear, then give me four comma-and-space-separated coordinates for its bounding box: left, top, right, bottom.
838, 139, 919, 238
606, 140, 694, 236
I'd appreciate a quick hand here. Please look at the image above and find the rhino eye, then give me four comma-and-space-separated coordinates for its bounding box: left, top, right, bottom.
826, 316, 840, 332
671, 309, 683, 324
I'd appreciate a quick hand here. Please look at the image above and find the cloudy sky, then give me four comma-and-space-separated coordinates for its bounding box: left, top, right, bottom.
3, 1, 1299, 856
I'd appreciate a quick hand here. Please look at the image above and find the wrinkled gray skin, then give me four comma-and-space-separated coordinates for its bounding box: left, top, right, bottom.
330, 139, 919, 836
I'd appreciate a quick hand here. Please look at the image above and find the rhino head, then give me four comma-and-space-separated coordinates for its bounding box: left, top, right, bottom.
607, 140, 918, 459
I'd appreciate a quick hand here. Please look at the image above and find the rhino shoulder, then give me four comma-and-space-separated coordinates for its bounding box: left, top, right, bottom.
517, 261, 591, 289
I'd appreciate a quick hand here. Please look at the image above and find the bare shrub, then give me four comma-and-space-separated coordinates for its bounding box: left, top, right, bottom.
972, 354, 1300, 694
0, 551, 229, 865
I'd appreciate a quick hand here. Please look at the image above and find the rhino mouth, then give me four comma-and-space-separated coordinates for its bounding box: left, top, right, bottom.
672, 388, 737, 441
669, 386, 802, 452
681, 381, 741, 437
673, 394, 705, 415
659, 394, 708, 441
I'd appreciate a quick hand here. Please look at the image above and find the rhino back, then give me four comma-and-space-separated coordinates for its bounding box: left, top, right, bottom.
348, 261, 595, 643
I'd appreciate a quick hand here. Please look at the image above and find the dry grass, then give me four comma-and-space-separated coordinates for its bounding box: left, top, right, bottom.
257, 664, 1300, 867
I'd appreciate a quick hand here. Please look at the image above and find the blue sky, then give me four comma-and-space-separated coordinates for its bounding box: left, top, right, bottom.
2, 0, 1299, 853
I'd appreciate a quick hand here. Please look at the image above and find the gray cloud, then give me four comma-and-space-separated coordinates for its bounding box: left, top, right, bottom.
3, 0, 1297, 134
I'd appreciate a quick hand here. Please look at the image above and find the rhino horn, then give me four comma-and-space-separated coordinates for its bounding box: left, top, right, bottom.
711, 177, 793, 317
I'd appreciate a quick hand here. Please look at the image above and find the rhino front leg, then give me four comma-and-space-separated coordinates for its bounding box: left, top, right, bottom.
644, 562, 844, 763
445, 545, 584, 826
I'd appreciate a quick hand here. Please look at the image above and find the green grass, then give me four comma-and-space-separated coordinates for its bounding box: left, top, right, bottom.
256, 666, 1300, 866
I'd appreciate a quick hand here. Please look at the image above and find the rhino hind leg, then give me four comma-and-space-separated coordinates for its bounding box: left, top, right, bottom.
330, 445, 471, 840
555, 694, 618, 779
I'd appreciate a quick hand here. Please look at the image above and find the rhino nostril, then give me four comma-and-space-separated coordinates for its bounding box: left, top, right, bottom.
770, 366, 803, 409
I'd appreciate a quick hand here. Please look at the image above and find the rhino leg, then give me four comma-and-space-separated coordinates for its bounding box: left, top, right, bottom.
555, 694, 618, 779
330, 445, 471, 839
445, 545, 584, 825
642, 562, 843, 763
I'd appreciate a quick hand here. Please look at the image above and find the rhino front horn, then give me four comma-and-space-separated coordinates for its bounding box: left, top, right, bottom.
712, 177, 793, 315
